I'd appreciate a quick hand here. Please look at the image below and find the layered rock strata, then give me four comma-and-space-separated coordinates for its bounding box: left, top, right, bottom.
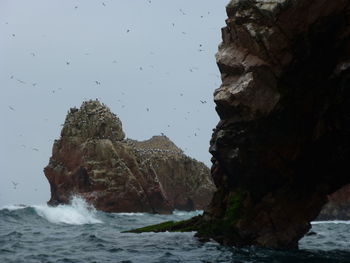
44, 100, 215, 213
195, 0, 350, 249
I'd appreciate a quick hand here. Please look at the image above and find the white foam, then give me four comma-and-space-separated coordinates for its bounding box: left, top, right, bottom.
0, 204, 28, 211
311, 220, 350, 225
117, 212, 145, 216
172, 210, 203, 216
33, 196, 102, 225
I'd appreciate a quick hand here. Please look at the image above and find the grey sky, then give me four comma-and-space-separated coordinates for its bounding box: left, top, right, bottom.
0, 0, 227, 206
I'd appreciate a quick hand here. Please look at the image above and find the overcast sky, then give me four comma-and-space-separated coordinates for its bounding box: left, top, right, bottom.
0, 0, 227, 206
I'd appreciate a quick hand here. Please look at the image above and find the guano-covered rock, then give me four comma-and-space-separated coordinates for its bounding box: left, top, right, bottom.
44, 100, 215, 213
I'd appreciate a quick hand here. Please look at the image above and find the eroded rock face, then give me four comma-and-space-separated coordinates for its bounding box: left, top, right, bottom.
44, 100, 215, 213
198, 0, 350, 249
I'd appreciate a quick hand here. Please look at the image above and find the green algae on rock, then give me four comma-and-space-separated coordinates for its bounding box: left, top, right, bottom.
124, 216, 201, 234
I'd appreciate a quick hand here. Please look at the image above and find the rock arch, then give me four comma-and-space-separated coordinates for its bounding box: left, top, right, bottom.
199, 0, 350, 249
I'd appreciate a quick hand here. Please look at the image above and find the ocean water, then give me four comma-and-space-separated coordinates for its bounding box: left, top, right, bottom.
1, 197, 350, 263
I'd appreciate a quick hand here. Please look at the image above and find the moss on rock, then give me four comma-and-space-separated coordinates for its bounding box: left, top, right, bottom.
125, 215, 202, 233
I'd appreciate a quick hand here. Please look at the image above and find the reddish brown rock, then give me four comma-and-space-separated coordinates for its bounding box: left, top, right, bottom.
191, 0, 350, 249
44, 100, 215, 213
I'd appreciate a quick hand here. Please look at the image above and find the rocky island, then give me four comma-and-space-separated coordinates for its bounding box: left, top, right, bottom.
44, 100, 215, 213
130, 0, 350, 249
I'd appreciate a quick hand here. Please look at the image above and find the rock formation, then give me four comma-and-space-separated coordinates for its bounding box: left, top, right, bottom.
44, 100, 215, 213
196, 0, 350, 249
129, 0, 350, 248
317, 184, 350, 220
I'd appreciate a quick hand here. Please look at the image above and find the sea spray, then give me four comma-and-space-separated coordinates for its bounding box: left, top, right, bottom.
33, 196, 102, 225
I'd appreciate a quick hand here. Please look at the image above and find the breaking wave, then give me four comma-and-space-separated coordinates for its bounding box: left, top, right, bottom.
0, 196, 102, 225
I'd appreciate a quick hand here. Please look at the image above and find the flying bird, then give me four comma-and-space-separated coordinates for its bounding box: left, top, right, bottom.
102, 2, 106, 6
31, 148, 39, 152
12, 34, 15, 37
179, 9, 186, 15
12, 181, 19, 189
66, 61, 70, 65
95, 81, 101, 85
126, 29, 130, 33
8, 106, 15, 111
200, 100, 207, 104
30, 52, 35, 57
146, 108, 149, 112
16, 79, 26, 84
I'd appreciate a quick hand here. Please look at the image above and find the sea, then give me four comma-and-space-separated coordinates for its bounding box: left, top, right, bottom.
1, 197, 349, 263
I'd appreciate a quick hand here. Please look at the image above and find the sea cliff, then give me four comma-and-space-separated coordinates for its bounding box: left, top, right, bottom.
44, 100, 215, 213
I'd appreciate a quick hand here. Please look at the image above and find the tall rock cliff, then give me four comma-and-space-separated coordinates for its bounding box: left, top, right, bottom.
196, 0, 350, 249
44, 100, 215, 213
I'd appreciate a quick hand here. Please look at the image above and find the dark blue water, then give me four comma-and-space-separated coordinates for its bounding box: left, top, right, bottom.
1, 197, 350, 263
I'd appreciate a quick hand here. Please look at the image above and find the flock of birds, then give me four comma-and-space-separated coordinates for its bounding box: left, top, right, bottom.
5, 1, 222, 192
